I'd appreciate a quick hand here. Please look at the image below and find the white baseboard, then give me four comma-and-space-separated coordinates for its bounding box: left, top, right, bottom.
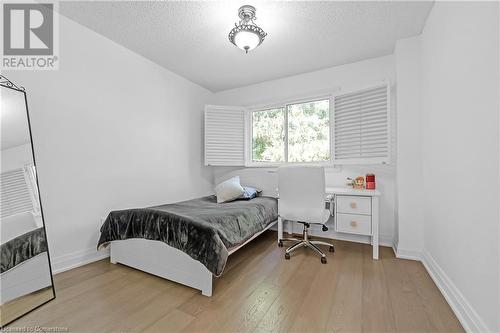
51, 247, 110, 274
386, 243, 488, 333
395, 247, 422, 261
421, 251, 490, 333
391, 240, 398, 257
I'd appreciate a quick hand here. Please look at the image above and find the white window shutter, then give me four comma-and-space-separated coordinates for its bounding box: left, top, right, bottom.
1, 168, 35, 218
333, 83, 390, 165
204, 105, 246, 166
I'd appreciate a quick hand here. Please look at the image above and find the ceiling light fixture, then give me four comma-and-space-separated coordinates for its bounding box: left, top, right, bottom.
228, 5, 267, 54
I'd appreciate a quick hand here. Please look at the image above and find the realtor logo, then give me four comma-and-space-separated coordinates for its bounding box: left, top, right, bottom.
4, 3, 53, 55
1, 2, 59, 70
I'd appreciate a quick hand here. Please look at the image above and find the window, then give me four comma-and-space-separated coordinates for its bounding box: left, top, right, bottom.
287, 100, 330, 162
251, 108, 285, 162
204, 82, 389, 166
251, 99, 331, 164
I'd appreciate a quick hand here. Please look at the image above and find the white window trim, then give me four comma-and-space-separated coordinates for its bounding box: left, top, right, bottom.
245, 93, 335, 167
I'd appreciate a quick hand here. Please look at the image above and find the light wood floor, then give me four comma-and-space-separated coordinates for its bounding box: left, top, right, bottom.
0, 286, 54, 326
10, 231, 463, 333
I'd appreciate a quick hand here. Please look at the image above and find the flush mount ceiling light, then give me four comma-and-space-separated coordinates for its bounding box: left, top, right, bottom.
228, 5, 267, 54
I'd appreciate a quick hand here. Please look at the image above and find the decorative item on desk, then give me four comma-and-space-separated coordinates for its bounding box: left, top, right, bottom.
346, 177, 354, 188
347, 176, 365, 189
354, 176, 365, 189
366, 173, 376, 190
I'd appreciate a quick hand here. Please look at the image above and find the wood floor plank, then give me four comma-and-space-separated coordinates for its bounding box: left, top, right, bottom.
0, 287, 54, 327
177, 234, 276, 318
322, 241, 364, 333
11, 266, 134, 327
217, 282, 280, 333
382, 251, 436, 332
40, 269, 166, 330
6, 231, 464, 333
109, 289, 196, 333
261, 242, 308, 288
403, 259, 465, 333
54, 258, 115, 291
361, 245, 397, 333
142, 309, 195, 333
87, 274, 196, 332
256, 250, 318, 333
180, 242, 283, 332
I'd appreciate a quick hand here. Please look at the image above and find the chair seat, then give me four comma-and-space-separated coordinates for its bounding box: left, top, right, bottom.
281, 209, 331, 225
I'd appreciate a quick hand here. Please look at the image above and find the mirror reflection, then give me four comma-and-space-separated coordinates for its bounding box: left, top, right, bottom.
0, 80, 55, 327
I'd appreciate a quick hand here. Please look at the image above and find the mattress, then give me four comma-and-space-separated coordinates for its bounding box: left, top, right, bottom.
97, 195, 278, 276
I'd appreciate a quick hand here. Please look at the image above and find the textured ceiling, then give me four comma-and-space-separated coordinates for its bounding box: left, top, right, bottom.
59, 1, 433, 92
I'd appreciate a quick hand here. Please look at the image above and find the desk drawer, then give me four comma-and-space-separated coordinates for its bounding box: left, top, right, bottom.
336, 196, 371, 215
336, 213, 372, 235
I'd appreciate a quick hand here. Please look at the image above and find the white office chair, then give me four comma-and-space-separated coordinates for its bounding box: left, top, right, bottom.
278, 165, 334, 263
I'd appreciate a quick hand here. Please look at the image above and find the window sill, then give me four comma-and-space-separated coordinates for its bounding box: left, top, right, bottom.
245, 161, 341, 170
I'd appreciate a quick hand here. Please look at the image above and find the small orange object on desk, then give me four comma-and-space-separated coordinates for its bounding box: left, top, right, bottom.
353, 176, 365, 189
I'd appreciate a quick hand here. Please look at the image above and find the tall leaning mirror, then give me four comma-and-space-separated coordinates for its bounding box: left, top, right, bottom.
0, 75, 55, 327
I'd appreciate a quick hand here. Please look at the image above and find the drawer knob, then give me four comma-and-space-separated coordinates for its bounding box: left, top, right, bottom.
350, 202, 357, 209
350, 221, 358, 227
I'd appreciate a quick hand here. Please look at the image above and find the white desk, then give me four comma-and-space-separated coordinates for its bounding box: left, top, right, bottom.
277, 187, 381, 259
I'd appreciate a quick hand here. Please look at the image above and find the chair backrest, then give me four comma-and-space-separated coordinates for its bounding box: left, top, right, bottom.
278, 165, 327, 224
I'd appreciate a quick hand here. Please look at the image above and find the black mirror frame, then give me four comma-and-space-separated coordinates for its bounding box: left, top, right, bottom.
0, 74, 56, 328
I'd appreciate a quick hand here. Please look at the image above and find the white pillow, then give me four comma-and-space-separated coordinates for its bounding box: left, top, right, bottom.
215, 176, 245, 203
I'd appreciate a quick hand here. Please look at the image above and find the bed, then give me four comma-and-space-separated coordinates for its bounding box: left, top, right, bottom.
0, 212, 52, 305
97, 195, 278, 296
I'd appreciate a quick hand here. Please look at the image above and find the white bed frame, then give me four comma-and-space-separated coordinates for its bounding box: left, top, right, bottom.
1, 212, 53, 304
0, 253, 52, 304
109, 220, 277, 296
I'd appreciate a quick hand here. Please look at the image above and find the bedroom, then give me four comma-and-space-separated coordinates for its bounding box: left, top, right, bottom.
0, 1, 499, 332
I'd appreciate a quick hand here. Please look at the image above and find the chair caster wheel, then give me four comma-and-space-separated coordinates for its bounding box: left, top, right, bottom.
278, 240, 283, 247
329, 246, 335, 253
285, 253, 290, 260
321, 257, 327, 264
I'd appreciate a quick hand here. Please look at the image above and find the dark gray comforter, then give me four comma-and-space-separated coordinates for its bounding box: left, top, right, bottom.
1, 227, 48, 274
97, 195, 278, 276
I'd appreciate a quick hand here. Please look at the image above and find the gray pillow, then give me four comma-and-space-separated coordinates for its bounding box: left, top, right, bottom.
237, 186, 262, 200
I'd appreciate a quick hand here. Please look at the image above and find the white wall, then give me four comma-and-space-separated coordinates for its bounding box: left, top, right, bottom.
420, 2, 499, 332
394, 36, 424, 258
5, 13, 214, 272
212, 55, 397, 246
1, 144, 33, 172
